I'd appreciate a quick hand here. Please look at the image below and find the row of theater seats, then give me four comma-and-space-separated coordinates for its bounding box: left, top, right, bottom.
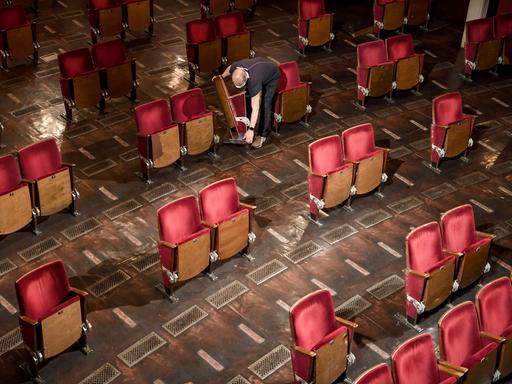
356, 33, 424, 107
373, 0, 431, 36
405, 204, 495, 324
356, 276, 512, 383
199, 0, 256, 18
0, 139, 78, 236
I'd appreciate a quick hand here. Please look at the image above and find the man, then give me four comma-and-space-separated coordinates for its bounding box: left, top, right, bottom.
222, 57, 280, 148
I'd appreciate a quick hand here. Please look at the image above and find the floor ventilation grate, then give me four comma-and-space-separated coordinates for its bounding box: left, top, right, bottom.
246, 144, 280, 159
255, 196, 280, 214
141, 183, 177, 203
81, 159, 118, 177
281, 181, 308, 199
64, 124, 97, 139
117, 332, 166, 368
389, 146, 412, 159
77, 363, 121, 384
387, 196, 424, 214
17, 237, 62, 262
355, 209, 392, 229
403, 99, 430, 110
119, 148, 139, 162
454, 171, 489, 187
321, 224, 358, 245
213, 155, 248, 171
366, 274, 404, 300
0, 328, 22, 356
205, 280, 249, 309
246, 259, 287, 285
490, 160, 512, 176
130, 252, 159, 272
226, 375, 251, 384
422, 183, 458, 200
314, 122, 342, 136
281, 133, 313, 147
162, 305, 208, 337
0, 258, 17, 277
248, 344, 291, 380
344, 114, 372, 126
61, 217, 102, 241
88, 270, 131, 297
103, 199, 142, 220
178, 168, 214, 186
335, 295, 372, 319
409, 138, 431, 151
283, 241, 323, 264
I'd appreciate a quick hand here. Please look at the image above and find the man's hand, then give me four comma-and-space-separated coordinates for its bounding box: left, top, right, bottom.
222, 65, 231, 78
244, 129, 254, 144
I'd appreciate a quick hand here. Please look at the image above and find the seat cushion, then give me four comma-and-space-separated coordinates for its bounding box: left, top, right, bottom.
311, 325, 347, 351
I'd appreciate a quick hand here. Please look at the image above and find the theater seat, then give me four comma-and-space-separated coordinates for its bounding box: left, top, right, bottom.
354, 363, 393, 384
298, 0, 334, 55
440, 204, 495, 290
498, 0, 512, 15
290, 289, 357, 384
200, 0, 230, 18
232, 0, 256, 13
405, 222, 456, 324
495, 13, 512, 66
308, 135, 355, 222
464, 17, 501, 80
215, 12, 253, 66
121, 0, 154, 35
386, 33, 424, 94
373, 0, 405, 37
403, 0, 431, 30
15, 260, 91, 380
439, 301, 499, 383
88, 0, 124, 44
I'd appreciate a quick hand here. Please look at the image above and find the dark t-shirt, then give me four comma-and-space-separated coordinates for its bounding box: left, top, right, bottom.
230, 57, 280, 97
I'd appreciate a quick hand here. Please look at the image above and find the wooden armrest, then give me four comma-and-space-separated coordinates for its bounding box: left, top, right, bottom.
480, 331, 506, 344
462, 113, 478, 119
19, 315, 38, 326
70, 287, 89, 297
442, 250, 463, 257
62, 162, 76, 168
346, 159, 359, 165
438, 362, 466, 378
475, 230, 496, 240
407, 269, 429, 278
159, 240, 177, 249
376, 146, 390, 152
136, 132, 150, 138
438, 360, 467, 374
310, 171, 325, 178
21, 178, 35, 184
294, 345, 316, 357
336, 317, 358, 329
240, 202, 256, 210
229, 91, 246, 99
201, 221, 218, 229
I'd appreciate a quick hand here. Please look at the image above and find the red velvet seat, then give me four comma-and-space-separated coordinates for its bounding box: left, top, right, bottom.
199, 178, 256, 262
430, 92, 476, 170
496, 13, 512, 66
341, 123, 389, 200
290, 289, 357, 384
134, 99, 180, 183
158, 195, 212, 300
405, 222, 457, 324
393, 334, 463, 384
186, 18, 222, 84
15, 260, 91, 380
373, 0, 405, 37
464, 17, 501, 80
308, 135, 355, 221
403, 0, 431, 30
88, 0, 124, 44
120, 0, 154, 35
386, 34, 424, 93
356, 40, 395, 106
58, 47, 104, 120
476, 277, 512, 380
0, 154, 35, 235
91, 39, 137, 100
273, 61, 312, 133
0, 5, 38, 69
298, 0, 334, 55
17, 139, 78, 230
438, 301, 500, 383
498, 0, 512, 15
200, 0, 230, 18
215, 12, 253, 66
354, 363, 393, 384
440, 204, 495, 290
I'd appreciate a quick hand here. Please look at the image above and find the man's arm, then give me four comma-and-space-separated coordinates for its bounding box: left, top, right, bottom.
222, 65, 232, 78
250, 92, 261, 129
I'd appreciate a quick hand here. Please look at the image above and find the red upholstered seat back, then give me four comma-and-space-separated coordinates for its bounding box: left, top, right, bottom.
135, 99, 173, 135
476, 277, 512, 337
495, 13, 512, 38
91, 39, 127, 69
169, 88, 207, 122
215, 12, 246, 37
406, 222, 445, 272
309, 135, 344, 175
15, 261, 71, 320
58, 48, 95, 78
299, 0, 325, 19
354, 363, 394, 384
357, 40, 388, 67
392, 334, 441, 384
0, 155, 22, 195
186, 18, 217, 44
439, 301, 483, 366
18, 139, 63, 181
158, 196, 203, 244
432, 92, 463, 126
498, 0, 512, 15
0, 5, 27, 29
466, 17, 495, 43
440, 204, 477, 252
290, 290, 337, 350
342, 123, 377, 161
199, 178, 241, 224
89, 0, 120, 9
277, 61, 302, 91
386, 33, 414, 60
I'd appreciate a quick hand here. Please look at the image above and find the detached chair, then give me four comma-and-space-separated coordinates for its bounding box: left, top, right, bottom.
169, 88, 219, 167
134, 99, 180, 183
386, 34, 424, 95
121, 0, 154, 35
15, 261, 91, 380
440, 204, 495, 290
308, 135, 355, 222
464, 17, 501, 80
200, 0, 230, 18
18, 139, 78, 229
273, 61, 312, 134
430, 92, 476, 170
354, 363, 393, 384
158, 196, 212, 300
0, 5, 38, 69
476, 277, 512, 381
356, 40, 395, 107
392, 334, 464, 384
298, 0, 334, 55
403, 0, 431, 31
405, 222, 457, 324
438, 301, 499, 383
341, 123, 389, 200
0, 154, 35, 235
199, 178, 256, 262
91, 39, 137, 101
215, 12, 253, 66
496, 13, 512, 66
88, 0, 124, 44
290, 289, 357, 384
185, 18, 222, 84
58, 48, 104, 121
373, 0, 405, 37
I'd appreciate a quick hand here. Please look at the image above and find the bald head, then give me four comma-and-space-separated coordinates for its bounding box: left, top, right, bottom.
232, 68, 248, 88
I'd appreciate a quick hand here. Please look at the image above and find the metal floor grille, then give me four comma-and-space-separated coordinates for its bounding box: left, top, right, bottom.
119, 148, 139, 162
389, 146, 412, 160
422, 183, 458, 200
88, 270, 131, 297
17, 237, 62, 262
321, 224, 358, 245
355, 209, 392, 229
162, 305, 208, 337
281, 181, 308, 199
454, 171, 489, 187
410, 138, 431, 151
103, 199, 143, 220
12, 104, 40, 117
117, 332, 166, 367
0, 258, 17, 278
344, 114, 372, 126
0, 328, 22, 356
226, 375, 251, 384
64, 124, 97, 139
281, 133, 313, 147
205, 280, 249, 309
314, 122, 342, 136
61, 217, 102, 241
99, 112, 130, 127
403, 99, 430, 110
366, 274, 404, 300
490, 160, 512, 176
130, 252, 159, 272
373, 106, 402, 118
178, 168, 214, 186
246, 259, 287, 285
335, 295, 372, 319
255, 196, 280, 214
81, 159, 118, 177
387, 196, 424, 214
213, 155, 248, 171
283, 241, 323, 264
487, 224, 510, 241
246, 144, 280, 159
77, 363, 121, 384
248, 344, 291, 380
141, 182, 177, 203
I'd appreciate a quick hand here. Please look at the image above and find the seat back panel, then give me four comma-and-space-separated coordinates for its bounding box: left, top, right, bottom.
177, 231, 210, 281
323, 167, 353, 208
0, 185, 32, 235
280, 86, 308, 123
73, 72, 102, 108
395, 56, 420, 90
151, 127, 180, 168
368, 64, 393, 97
354, 151, 384, 195
198, 39, 222, 73
217, 210, 249, 260
406, 0, 429, 26
444, 119, 471, 158
476, 39, 501, 70
6, 25, 33, 61
106, 61, 132, 98
315, 331, 348, 384
465, 347, 498, 383
98, 7, 123, 36
423, 259, 455, 310
233, 0, 253, 10
37, 168, 72, 216
213, 76, 247, 138
209, 0, 230, 15
226, 32, 251, 65
458, 242, 491, 289
498, 337, 512, 378
383, 2, 404, 30
308, 14, 333, 47
125, 0, 150, 31
184, 114, 214, 155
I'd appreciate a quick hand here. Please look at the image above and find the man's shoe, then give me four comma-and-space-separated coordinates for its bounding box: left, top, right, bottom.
252, 136, 267, 149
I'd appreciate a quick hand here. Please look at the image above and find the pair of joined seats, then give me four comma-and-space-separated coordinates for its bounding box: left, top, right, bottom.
373, 0, 431, 36
0, 138, 78, 236
58, 39, 137, 121
357, 33, 424, 107
157, 177, 256, 299
200, 0, 256, 18
297, 0, 335, 55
